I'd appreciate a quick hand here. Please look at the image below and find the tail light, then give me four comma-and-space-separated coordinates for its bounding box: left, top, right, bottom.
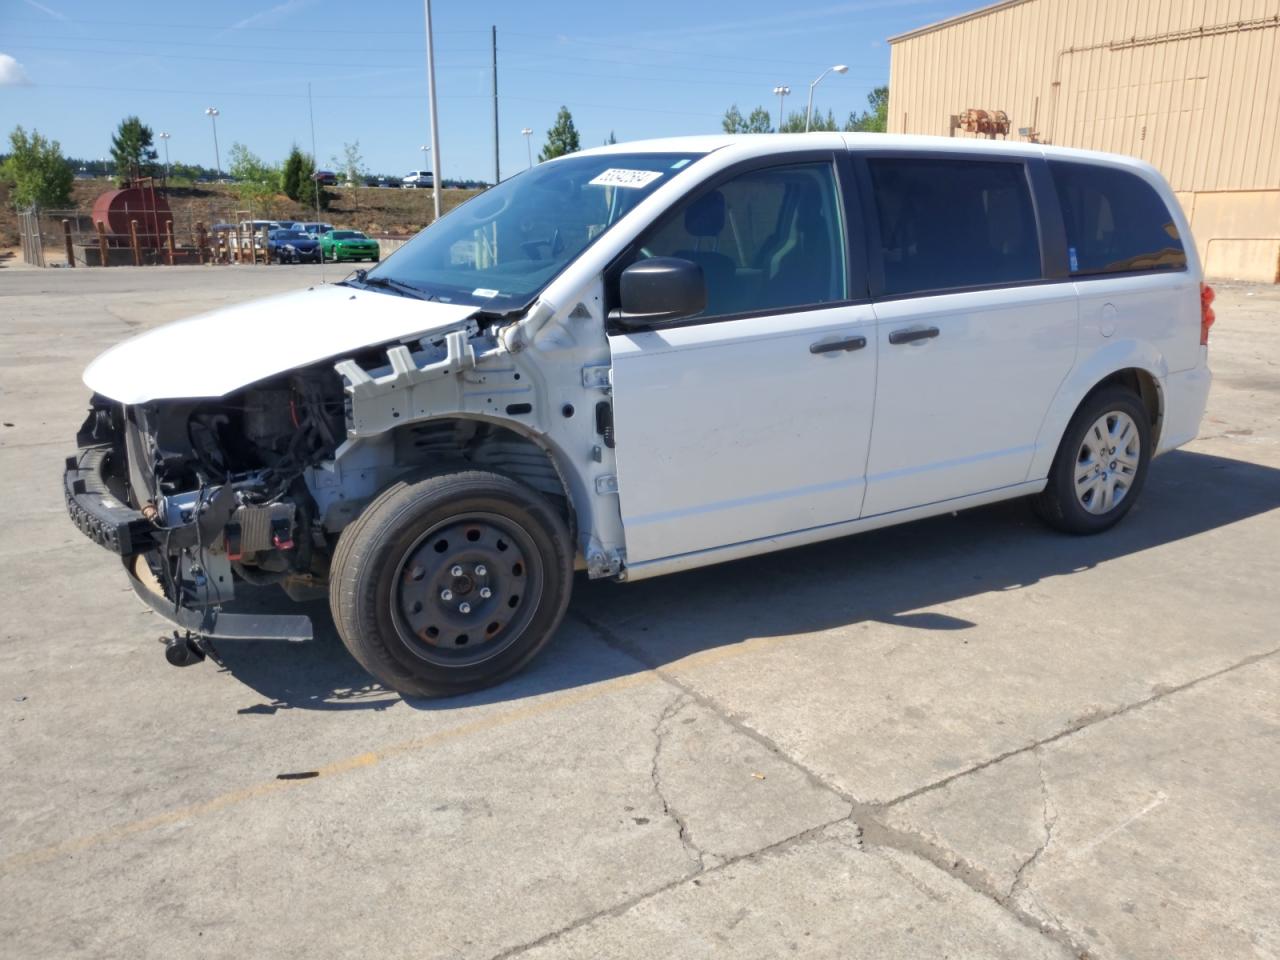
1200, 283, 1215, 345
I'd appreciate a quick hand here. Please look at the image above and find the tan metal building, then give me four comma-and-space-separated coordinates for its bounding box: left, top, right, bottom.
887, 0, 1280, 281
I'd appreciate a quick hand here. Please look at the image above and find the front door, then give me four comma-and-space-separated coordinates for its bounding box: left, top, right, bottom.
609, 156, 877, 564
858, 154, 1079, 516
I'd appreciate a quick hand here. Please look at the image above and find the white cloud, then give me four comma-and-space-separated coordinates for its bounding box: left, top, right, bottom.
0, 54, 32, 86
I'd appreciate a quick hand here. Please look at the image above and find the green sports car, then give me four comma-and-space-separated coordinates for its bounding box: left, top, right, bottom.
320, 229, 380, 262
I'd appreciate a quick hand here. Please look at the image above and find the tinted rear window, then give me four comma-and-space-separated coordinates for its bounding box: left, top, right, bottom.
868, 158, 1042, 296
1049, 161, 1185, 275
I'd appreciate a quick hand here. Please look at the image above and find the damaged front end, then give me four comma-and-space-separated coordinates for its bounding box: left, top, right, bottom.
63, 368, 348, 644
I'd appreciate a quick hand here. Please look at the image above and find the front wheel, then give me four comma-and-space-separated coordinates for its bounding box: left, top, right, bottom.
1032, 386, 1151, 534
330, 470, 575, 697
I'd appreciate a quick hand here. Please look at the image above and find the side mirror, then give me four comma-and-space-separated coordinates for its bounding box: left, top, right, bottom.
614, 257, 706, 329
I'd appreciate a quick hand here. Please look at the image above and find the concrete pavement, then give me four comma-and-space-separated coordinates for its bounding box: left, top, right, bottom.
1, 266, 1277, 959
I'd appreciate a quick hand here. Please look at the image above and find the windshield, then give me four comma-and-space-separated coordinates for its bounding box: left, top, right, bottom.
332, 231, 363, 239
276, 231, 309, 241
367, 151, 700, 312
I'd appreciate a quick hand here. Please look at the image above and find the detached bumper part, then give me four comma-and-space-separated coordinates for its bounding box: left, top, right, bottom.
64, 446, 153, 555
64, 446, 313, 644
125, 557, 313, 642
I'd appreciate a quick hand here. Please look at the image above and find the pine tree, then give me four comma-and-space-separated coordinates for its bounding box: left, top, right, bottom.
282, 145, 306, 201
110, 116, 158, 184
539, 107, 581, 162
722, 105, 745, 134
745, 107, 774, 133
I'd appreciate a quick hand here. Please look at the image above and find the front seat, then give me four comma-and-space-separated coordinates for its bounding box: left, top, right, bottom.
673, 190, 737, 315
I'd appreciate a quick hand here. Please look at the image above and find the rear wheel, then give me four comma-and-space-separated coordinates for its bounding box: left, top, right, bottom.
1032, 386, 1151, 534
330, 470, 574, 697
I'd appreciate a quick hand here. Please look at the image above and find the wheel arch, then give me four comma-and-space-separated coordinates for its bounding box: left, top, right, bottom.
1028, 340, 1168, 481
378, 413, 587, 548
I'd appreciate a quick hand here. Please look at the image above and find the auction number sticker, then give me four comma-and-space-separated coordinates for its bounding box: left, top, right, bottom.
589, 168, 663, 189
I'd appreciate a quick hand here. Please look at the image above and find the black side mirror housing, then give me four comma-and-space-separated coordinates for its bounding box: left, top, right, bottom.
613, 257, 706, 329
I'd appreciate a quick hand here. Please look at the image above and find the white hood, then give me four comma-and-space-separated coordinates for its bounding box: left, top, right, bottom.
83, 284, 479, 404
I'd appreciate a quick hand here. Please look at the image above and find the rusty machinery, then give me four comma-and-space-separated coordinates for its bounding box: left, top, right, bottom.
949, 109, 1012, 139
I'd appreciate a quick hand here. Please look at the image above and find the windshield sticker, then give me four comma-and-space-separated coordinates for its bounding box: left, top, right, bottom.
589, 168, 663, 189
472, 288, 500, 298
671, 159, 692, 169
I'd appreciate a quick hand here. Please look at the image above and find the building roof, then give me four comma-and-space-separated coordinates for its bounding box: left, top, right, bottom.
887, 0, 1036, 44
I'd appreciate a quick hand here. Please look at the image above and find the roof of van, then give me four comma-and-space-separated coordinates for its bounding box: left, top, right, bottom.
575, 133, 1162, 177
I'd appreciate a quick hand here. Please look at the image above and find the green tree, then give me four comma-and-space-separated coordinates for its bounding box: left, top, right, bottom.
332, 141, 365, 186
282, 144, 306, 201
604, 130, 617, 145
539, 107, 580, 161
721, 104, 745, 134
110, 115, 158, 184
778, 108, 838, 133
845, 85, 889, 133
295, 151, 331, 211
745, 106, 774, 133
227, 142, 280, 211
0, 125, 73, 207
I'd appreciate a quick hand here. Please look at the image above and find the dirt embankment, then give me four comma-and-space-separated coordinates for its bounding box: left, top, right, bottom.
0, 179, 482, 247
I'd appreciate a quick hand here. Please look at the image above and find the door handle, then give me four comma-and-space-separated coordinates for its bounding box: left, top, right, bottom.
888, 326, 940, 345
809, 335, 867, 354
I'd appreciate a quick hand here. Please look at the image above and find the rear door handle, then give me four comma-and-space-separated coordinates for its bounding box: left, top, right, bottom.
888, 326, 940, 345
809, 335, 867, 354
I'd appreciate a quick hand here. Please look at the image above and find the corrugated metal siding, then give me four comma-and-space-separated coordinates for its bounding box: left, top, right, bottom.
887, 0, 1280, 191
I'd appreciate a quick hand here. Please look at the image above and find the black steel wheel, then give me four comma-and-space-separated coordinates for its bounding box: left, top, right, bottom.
330, 469, 574, 697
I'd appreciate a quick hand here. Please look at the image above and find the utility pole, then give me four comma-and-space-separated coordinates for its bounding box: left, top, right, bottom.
492, 25, 500, 185
772, 85, 791, 132
423, 0, 442, 220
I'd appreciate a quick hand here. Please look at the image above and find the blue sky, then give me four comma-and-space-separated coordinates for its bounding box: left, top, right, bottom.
0, 0, 973, 181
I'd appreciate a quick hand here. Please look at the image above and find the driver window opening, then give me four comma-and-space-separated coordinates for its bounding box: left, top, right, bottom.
634, 162, 847, 319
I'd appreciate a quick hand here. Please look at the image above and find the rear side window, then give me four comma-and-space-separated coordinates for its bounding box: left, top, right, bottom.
867, 158, 1041, 296
1049, 161, 1186, 275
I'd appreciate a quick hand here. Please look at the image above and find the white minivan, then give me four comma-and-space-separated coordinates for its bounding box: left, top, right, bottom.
66, 134, 1213, 695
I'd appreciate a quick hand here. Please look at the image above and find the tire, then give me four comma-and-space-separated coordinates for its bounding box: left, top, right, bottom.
330, 469, 575, 697
1032, 385, 1152, 534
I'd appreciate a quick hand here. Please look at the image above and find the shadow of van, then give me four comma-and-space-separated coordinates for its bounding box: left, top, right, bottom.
209, 450, 1280, 713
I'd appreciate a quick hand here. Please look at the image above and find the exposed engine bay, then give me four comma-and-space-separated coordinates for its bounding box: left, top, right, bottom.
78, 365, 349, 617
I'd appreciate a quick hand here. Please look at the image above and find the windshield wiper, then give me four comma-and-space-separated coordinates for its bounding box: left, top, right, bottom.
348, 269, 435, 301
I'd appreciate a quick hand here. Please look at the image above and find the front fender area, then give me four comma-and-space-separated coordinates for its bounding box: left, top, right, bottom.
1026, 339, 1169, 481
332, 323, 623, 577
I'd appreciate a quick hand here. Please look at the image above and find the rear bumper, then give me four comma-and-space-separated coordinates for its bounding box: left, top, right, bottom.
1157, 360, 1212, 454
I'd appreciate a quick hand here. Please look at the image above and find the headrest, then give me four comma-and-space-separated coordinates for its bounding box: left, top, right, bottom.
684, 190, 725, 238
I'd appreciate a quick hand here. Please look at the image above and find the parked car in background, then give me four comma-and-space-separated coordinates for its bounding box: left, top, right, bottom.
321, 229, 380, 262
299, 221, 335, 237
62, 134, 1211, 699
313, 170, 338, 186
402, 170, 434, 188
267, 228, 321, 264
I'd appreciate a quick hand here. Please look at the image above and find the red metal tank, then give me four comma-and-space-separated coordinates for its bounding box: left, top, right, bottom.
91, 180, 172, 245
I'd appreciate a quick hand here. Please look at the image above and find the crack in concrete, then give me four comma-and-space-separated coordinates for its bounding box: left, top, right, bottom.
1008, 749, 1059, 904
485, 814, 857, 960
881, 644, 1280, 811
569, 611, 1280, 960
649, 694, 706, 872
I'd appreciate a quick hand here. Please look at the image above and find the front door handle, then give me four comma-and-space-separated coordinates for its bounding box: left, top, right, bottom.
888, 326, 940, 345
809, 335, 867, 355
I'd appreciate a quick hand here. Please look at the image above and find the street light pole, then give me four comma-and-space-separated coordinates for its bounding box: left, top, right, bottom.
423, 0, 442, 220
804, 65, 848, 132
419, 144, 431, 171
772, 85, 791, 132
204, 107, 221, 177
521, 127, 533, 169
158, 131, 171, 179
